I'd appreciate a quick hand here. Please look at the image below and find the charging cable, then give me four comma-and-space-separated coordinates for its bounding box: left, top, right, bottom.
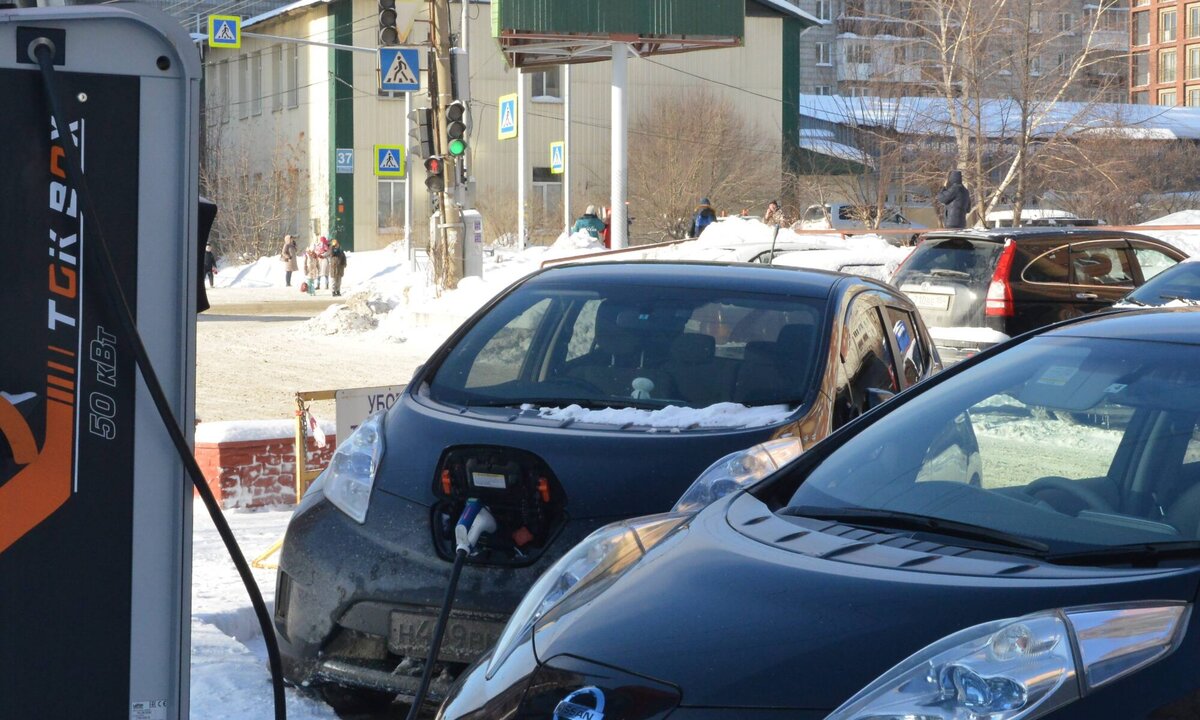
405, 500, 495, 720
29, 38, 287, 720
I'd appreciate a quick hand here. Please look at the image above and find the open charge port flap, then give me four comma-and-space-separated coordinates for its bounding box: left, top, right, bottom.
431, 446, 566, 566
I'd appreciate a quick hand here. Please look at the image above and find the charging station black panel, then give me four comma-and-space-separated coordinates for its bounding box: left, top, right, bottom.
0, 64, 141, 720
1, 6, 200, 719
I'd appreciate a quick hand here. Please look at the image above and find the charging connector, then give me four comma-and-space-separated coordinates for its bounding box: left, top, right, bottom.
455, 499, 496, 554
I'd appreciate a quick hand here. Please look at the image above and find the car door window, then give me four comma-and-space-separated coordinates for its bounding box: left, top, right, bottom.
884, 306, 927, 386
834, 297, 899, 426
1071, 244, 1135, 287
1022, 245, 1071, 284
465, 298, 552, 388
1132, 246, 1180, 281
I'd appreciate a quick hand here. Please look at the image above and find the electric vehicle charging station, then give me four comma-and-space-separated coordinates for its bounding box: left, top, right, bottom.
0, 5, 200, 718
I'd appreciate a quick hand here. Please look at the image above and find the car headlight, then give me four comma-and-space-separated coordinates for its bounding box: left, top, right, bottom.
314, 413, 384, 524
672, 437, 803, 513
827, 603, 1190, 720
486, 513, 687, 679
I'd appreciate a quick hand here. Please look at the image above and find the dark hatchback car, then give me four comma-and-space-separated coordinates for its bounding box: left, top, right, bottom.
893, 228, 1185, 362
1124, 260, 1200, 307
275, 262, 941, 709
441, 309, 1200, 720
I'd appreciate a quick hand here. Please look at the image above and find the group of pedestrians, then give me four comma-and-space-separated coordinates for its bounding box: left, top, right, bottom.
690, 198, 785, 238
280, 233, 347, 296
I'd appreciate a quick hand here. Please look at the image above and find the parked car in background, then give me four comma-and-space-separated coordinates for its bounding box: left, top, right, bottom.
1122, 260, 1200, 307
440, 309, 1200, 720
799, 203, 922, 231
985, 207, 1082, 228
892, 228, 1186, 362
275, 261, 941, 712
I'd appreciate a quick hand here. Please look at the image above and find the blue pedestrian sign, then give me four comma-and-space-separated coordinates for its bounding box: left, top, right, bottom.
336, 148, 355, 175
498, 93, 518, 140
379, 48, 420, 93
208, 15, 240, 49
374, 145, 406, 177
550, 141, 565, 174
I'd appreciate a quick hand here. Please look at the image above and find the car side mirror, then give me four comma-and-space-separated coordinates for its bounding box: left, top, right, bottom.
865, 387, 895, 410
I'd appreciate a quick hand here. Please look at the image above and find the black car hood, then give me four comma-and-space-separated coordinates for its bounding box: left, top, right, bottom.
532, 494, 1200, 711
373, 391, 794, 519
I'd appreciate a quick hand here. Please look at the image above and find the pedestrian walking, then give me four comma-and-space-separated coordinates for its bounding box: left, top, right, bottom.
314, 235, 331, 289
303, 248, 319, 296
690, 197, 718, 238
763, 200, 782, 226
203, 243, 216, 288
280, 234, 298, 287
330, 238, 348, 296
571, 205, 607, 242
936, 170, 972, 229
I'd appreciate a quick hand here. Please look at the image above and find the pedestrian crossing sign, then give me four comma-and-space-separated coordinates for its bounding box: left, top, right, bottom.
375, 145, 406, 177
379, 48, 420, 93
208, 15, 240, 49
498, 94, 518, 140
550, 141, 565, 174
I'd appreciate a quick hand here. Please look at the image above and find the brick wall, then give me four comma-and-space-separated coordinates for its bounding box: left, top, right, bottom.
195, 433, 336, 509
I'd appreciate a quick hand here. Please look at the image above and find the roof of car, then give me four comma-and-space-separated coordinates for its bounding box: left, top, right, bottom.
922, 227, 1164, 243
1045, 307, 1200, 345
528, 260, 877, 299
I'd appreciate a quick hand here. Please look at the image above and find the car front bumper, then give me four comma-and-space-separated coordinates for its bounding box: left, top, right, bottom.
275, 489, 606, 700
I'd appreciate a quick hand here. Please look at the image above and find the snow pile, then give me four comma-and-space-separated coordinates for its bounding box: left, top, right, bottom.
532, 402, 795, 429
929, 327, 1012, 344
1138, 211, 1200, 257
195, 418, 334, 444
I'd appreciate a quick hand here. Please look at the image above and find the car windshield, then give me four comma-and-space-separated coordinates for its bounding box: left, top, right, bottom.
1127, 262, 1200, 305
893, 237, 1002, 289
787, 334, 1200, 554
429, 280, 827, 414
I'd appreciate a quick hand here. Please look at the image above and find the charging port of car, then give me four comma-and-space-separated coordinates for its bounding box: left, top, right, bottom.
431, 446, 566, 566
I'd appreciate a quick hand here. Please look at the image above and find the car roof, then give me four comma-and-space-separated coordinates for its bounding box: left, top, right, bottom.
528, 260, 878, 299
921, 227, 1165, 244
1043, 307, 1200, 345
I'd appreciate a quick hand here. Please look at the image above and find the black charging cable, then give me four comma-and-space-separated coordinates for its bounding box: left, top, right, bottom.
29, 38, 287, 720
405, 500, 495, 720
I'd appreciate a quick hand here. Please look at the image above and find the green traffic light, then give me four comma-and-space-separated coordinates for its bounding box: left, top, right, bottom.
448, 139, 466, 157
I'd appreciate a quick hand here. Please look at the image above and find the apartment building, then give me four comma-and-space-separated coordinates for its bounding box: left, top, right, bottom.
1130, 0, 1200, 105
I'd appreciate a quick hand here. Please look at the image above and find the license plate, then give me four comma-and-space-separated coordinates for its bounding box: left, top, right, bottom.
910, 293, 951, 310
389, 610, 504, 664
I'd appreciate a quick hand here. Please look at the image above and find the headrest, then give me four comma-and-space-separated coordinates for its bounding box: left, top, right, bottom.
743, 341, 778, 364
776, 323, 816, 354
670, 333, 716, 364
1078, 253, 1113, 278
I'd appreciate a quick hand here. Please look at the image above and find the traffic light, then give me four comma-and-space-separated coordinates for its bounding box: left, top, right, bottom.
445, 101, 467, 158
424, 156, 445, 193
378, 0, 398, 45
407, 107, 434, 159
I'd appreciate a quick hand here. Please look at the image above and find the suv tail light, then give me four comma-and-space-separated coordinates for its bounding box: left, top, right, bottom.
985, 240, 1016, 317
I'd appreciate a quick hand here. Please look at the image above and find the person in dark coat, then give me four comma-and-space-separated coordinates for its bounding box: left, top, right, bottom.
329, 238, 348, 296
203, 244, 216, 288
691, 197, 718, 237
936, 170, 972, 229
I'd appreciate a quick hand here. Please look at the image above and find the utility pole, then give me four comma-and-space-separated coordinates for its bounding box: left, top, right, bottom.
429, 0, 463, 287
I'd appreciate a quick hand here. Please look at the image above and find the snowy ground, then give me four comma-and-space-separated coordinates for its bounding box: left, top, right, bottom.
191, 215, 1200, 718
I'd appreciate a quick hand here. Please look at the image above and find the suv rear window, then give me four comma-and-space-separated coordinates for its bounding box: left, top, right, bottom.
893, 238, 1003, 291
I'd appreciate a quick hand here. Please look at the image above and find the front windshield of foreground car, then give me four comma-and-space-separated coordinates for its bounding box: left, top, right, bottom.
428, 280, 827, 415
786, 334, 1200, 556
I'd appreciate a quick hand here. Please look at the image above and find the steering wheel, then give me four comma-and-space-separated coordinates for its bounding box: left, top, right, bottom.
1025, 475, 1115, 515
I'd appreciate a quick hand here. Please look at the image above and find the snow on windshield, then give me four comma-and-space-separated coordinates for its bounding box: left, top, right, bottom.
530, 401, 795, 430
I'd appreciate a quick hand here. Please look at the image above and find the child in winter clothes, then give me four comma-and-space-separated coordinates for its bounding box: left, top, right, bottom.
304, 248, 319, 295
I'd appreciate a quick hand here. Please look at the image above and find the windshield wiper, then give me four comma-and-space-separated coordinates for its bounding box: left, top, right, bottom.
1046, 541, 1200, 567
1122, 297, 1148, 307
930, 268, 971, 279
783, 505, 1050, 556
467, 397, 665, 411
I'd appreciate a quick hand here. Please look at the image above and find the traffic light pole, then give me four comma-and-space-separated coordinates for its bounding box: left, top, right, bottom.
610, 43, 629, 250
429, 0, 463, 287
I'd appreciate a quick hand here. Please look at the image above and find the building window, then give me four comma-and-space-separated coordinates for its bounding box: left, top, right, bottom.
531, 67, 561, 101
1057, 51, 1072, 71
1058, 12, 1073, 32
815, 0, 831, 21
237, 54, 249, 120
1189, 45, 1200, 79
377, 179, 406, 230
1161, 48, 1178, 83
816, 41, 831, 65
1190, 4, 1200, 38
1189, 85, 1200, 105
849, 85, 870, 97
1132, 90, 1149, 104
1133, 52, 1149, 85
1030, 10, 1041, 32
272, 45, 283, 112
1162, 9, 1178, 42
531, 167, 562, 218
846, 43, 872, 64
250, 51, 263, 116
1159, 88, 1178, 105
1031, 55, 1042, 75
1134, 11, 1150, 45
815, 84, 833, 95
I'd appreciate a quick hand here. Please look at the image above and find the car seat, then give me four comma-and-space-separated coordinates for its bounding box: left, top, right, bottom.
664, 333, 723, 407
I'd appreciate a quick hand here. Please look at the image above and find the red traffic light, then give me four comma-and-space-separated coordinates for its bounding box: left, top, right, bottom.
424, 156, 442, 174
